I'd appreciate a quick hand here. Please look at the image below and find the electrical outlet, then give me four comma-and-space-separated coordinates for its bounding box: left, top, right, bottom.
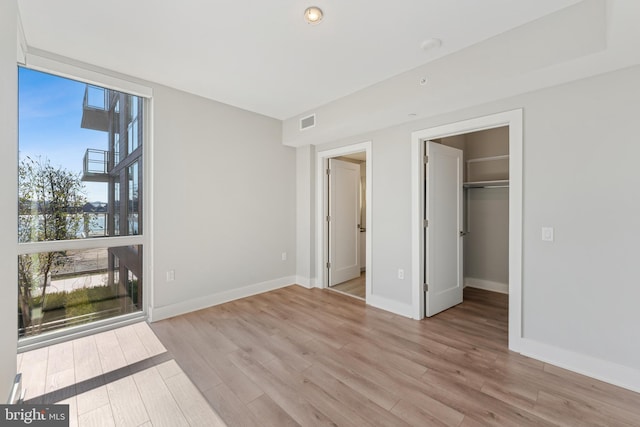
398, 269, 404, 280
281, 252, 287, 261
166, 270, 175, 282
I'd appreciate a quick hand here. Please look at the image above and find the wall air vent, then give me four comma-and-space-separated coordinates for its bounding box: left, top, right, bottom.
300, 114, 316, 131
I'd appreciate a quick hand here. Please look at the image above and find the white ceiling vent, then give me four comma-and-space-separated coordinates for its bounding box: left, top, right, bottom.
300, 114, 316, 131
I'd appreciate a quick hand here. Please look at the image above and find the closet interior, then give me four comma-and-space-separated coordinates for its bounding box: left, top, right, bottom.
437, 126, 510, 295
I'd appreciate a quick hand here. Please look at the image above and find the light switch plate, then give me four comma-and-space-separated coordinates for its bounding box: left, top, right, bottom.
542, 227, 554, 242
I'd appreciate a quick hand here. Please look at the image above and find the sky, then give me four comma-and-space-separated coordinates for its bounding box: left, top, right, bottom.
19, 67, 108, 203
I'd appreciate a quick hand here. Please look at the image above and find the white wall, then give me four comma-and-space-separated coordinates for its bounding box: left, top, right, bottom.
306, 65, 640, 384
0, 0, 19, 399
295, 146, 313, 287
151, 85, 296, 319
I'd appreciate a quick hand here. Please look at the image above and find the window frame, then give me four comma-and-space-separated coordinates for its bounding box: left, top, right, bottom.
17, 53, 153, 351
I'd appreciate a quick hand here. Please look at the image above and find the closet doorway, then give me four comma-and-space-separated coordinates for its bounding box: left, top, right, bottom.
410, 110, 523, 352
426, 127, 510, 315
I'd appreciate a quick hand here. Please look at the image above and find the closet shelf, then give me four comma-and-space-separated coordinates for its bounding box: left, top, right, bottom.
463, 180, 509, 188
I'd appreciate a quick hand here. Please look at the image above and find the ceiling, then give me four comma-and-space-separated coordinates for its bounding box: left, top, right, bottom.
18, 0, 581, 120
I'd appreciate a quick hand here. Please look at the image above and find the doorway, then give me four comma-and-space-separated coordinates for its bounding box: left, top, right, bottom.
316, 142, 372, 302
424, 126, 510, 316
327, 154, 366, 299
411, 110, 523, 352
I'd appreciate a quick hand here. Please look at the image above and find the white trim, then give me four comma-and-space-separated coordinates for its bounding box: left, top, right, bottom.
18, 312, 146, 353
367, 295, 413, 318
520, 338, 640, 394
144, 94, 155, 322
17, 235, 145, 255
464, 277, 509, 294
151, 276, 296, 321
295, 276, 313, 289
410, 109, 523, 353
16, 9, 27, 65
24, 52, 153, 98
315, 142, 372, 302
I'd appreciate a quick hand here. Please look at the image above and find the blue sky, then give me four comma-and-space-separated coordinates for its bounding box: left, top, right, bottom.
19, 67, 108, 202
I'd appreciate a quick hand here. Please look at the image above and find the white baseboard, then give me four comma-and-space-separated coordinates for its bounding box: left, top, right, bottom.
151, 276, 296, 321
295, 276, 313, 289
367, 294, 413, 318
519, 338, 640, 393
464, 277, 509, 294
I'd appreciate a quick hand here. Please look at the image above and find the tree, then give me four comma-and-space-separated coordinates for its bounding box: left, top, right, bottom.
18, 156, 87, 335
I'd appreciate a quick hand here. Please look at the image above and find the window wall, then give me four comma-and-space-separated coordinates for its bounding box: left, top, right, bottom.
18, 67, 146, 341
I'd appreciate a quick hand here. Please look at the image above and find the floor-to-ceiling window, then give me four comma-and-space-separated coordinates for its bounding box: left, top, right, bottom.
18, 67, 146, 341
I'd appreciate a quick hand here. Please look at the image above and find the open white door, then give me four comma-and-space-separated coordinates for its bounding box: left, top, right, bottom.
328, 158, 361, 286
425, 141, 464, 316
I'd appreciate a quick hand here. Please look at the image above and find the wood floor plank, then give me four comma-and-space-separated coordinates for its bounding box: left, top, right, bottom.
150, 286, 640, 427
94, 330, 128, 374
76, 385, 110, 417
226, 350, 337, 426
247, 394, 301, 427
106, 376, 150, 427
20, 346, 49, 401
77, 404, 115, 427
330, 272, 365, 299
202, 382, 263, 427
151, 319, 224, 393
164, 371, 227, 427
301, 364, 412, 427
132, 321, 167, 357
73, 335, 103, 383
132, 367, 189, 427
114, 323, 150, 365
391, 398, 463, 427
55, 395, 78, 427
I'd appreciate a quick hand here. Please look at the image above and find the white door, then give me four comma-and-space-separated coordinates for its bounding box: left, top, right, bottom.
328, 158, 361, 286
425, 141, 464, 316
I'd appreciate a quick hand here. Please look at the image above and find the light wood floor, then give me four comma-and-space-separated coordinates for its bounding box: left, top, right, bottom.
18, 322, 225, 426
151, 286, 640, 426
330, 272, 365, 299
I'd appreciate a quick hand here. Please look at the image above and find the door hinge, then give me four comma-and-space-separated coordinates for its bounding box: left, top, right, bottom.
422, 283, 429, 292
423, 155, 429, 164
326, 168, 331, 175
326, 215, 331, 222
423, 219, 428, 228
326, 262, 331, 269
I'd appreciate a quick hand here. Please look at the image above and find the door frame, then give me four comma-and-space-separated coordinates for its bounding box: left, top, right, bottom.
316, 142, 372, 300
410, 109, 523, 352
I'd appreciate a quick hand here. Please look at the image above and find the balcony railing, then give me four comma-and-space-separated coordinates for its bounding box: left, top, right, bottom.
82, 148, 109, 182
81, 85, 110, 131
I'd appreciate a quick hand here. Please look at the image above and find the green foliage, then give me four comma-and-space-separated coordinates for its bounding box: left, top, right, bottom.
41, 286, 120, 312
20, 285, 140, 336
19, 156, 87, 243
17, 156, 87, 335
64, 288, 96, 320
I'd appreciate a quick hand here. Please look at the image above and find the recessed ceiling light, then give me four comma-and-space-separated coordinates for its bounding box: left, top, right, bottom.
304, 7, 324, 24
421, 38, 442, 51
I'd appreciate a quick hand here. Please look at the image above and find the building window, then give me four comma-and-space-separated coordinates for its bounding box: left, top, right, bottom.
18, 67, 145, 340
